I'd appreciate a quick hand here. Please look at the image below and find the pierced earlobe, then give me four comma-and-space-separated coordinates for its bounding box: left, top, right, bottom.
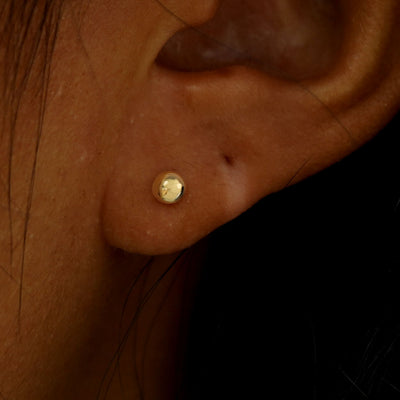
152, 171, 185, 204
101, 0, 400, 256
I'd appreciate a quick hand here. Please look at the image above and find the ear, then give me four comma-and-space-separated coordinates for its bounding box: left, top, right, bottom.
102, 0, 400, 255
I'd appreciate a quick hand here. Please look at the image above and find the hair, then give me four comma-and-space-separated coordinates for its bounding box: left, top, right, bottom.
1, 2, 400, 400
0, 0, 63, 125
0, 0, 64, 316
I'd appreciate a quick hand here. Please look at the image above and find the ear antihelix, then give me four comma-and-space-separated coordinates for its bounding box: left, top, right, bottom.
155, 0, 220, 28
157, 0, 342, 80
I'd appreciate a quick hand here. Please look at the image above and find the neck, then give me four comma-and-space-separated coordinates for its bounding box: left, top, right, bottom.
102, 242, 207, 400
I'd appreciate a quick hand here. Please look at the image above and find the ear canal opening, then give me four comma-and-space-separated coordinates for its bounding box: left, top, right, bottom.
156, 0, 343, 80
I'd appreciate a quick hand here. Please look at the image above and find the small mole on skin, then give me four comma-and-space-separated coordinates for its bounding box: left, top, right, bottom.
223, 154, 234, 166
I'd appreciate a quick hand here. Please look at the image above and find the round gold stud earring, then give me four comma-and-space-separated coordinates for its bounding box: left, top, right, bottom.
152, 171, 185, 204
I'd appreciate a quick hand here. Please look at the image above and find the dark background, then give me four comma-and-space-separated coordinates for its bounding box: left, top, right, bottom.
184, 112, 400, 399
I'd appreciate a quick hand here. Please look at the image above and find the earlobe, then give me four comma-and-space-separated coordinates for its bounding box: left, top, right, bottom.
101, 0, 400, 256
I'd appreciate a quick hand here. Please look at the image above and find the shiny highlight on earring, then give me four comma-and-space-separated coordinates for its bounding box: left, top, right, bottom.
152, 172, 185, 204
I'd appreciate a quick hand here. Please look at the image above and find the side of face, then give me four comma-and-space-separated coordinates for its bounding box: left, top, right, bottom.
0, 0, 399, 398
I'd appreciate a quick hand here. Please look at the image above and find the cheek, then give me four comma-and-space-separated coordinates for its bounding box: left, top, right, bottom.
27, 27, 119, 244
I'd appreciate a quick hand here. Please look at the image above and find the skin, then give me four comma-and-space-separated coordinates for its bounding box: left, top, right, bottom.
0, 0, 399, 399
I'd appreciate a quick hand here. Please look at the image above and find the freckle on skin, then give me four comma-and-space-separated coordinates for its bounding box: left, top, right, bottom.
79, 151, 88, 162
54, 85, 63, 99
223, 154, 234, 166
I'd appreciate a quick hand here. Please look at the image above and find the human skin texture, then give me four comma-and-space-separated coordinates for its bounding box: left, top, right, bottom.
0, 0, 399, 399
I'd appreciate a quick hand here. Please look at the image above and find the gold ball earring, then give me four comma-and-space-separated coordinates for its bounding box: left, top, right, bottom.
152, 172, 185, 204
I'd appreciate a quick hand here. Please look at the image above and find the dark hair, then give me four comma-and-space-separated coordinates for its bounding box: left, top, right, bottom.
2, 3, 400, 400
0, 0, 64, 315
1, 0, 63, 123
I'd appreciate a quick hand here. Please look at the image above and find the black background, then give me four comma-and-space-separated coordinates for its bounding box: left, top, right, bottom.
184, 112, 400, 400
